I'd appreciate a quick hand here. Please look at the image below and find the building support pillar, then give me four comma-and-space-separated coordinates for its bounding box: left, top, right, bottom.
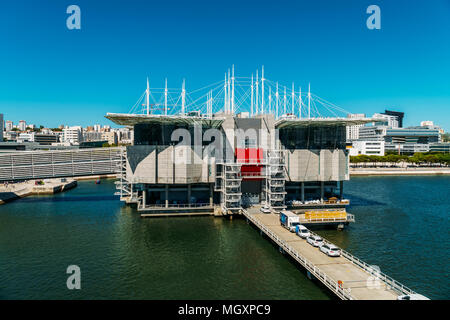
339, 181, 344, 200
188, 184, 191, 205
165, 184, 169, 208
209, 184, 213, 206
301, 182, 305, 202
320, 181, 324, 202
142, 189, 146, 208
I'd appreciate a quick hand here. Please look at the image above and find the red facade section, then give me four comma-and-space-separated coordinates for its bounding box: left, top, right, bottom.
235, 148, 264, 179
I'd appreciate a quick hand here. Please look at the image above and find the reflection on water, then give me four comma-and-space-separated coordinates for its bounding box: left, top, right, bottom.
0, 176, 448, 299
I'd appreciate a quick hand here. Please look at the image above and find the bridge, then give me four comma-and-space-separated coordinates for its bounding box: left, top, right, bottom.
0, 147, 123, 182
243, 207, 419, 300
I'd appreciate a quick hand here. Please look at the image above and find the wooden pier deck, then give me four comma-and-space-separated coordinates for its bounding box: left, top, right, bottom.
243, 208, 417, 300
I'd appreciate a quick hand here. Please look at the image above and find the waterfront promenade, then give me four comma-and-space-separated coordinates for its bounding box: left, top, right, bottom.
350, 167, 450, 176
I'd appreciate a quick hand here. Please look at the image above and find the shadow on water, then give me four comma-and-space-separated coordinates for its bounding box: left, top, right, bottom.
17, 195, 119, 203
345, 193, 386, 206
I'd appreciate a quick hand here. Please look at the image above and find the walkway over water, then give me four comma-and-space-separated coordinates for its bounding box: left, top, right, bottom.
0, 147, 122, 182
243, 207, 418, 300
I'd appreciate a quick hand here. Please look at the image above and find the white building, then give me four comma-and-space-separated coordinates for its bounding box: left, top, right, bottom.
62, 126, 83, 145
346, 113, 366, 141
372, 113, 399, 128
18, 120, 27, 131
0, 113, 3, 141
349, 140, 385, 156
5, 120, 13, 132
17, 132, 34, 143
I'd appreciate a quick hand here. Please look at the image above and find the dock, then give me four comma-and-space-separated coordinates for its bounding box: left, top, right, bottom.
243, 207, 417, 300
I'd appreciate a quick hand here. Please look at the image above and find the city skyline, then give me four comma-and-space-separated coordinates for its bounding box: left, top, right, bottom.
0, 0, 449, 130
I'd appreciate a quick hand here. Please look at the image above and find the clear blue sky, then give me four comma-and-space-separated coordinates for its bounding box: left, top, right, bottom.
0, 0, 449, 130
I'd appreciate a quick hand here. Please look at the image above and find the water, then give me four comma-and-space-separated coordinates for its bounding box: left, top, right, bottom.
0, 176, 448, 299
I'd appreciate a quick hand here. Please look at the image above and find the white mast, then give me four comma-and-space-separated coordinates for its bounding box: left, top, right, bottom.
275, 82, 279, 119
269, 86, 272, 115
224, 73, 227, 113
299, 86, 302, 119
308, 82, 311, 119
227, 69, 231, 114
261, 66, 265, 114
146, 77, 150, 115
256, 70, 259, 115
251, 74, 254, 116
291, 82, 294, 115
283, 86, 287, 115
231, 65, 235, 115
164, 78, 168, 116
181, 79, 186, 115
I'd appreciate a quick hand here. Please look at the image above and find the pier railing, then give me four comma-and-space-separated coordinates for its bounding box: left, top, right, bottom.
242, 209, 355, 300
306, 229, 416, 297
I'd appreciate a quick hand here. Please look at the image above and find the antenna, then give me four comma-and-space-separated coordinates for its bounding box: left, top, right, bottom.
146, 77, 150, 115
164, 78, 168, 116
227, 69, 231, 113
284, 86, 287, 115
181, 79, 186, 115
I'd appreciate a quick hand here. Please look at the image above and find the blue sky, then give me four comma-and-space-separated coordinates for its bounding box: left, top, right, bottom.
0, 0, 449, 130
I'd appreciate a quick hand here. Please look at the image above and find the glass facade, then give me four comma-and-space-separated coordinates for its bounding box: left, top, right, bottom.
279, 126, 346, 150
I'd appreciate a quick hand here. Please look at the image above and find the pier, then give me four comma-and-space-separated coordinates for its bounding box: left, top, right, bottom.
243, 206, 417, 300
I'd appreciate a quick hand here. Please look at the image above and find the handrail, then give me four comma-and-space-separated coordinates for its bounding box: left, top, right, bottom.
242, 209, 355, 300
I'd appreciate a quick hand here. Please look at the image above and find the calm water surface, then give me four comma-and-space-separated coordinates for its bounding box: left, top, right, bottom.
0, 176, 448, 299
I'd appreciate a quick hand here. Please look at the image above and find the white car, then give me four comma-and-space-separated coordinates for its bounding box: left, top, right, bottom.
319, 244, 341, 257
260, 205, 271, 214
306, 235, 323, 247
295, 225, 310, 238
397, 294, 430, 300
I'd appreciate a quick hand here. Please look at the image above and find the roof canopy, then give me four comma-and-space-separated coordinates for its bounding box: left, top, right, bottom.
105, 113, 225, 128
275, 117, 376, 129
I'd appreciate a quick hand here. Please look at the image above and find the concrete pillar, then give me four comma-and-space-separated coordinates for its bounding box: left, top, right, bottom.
301, 182, 305, 202
165, 184, 169, 208
209, 184, 213, 206
142, 189, 146, 208
320, 181, 324, 202
339, 181, 344, 199
187, 184, 192, 205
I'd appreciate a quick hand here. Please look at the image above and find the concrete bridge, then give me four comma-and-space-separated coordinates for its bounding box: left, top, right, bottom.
0, 147, 123, 182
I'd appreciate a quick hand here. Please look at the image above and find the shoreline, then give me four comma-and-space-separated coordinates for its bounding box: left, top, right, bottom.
350, 168, 450, 176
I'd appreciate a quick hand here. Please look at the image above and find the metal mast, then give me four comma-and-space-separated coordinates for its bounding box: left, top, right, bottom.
251, 74, 254, 116
227, 69, 231, 114
181, 79, 186, 115
269, 86, 272, 115
164, 78, 168, 116
283, 86, 287, 115
275, 82, 279, 119
256, 70, 259, 115
308, 83, 311, 119
224, 73, 227, 113
291, 82, 295, 115
146, 77, 150, 115
261, 66, 265, 114
231, 65, 235, 115
299, 86, 302, 119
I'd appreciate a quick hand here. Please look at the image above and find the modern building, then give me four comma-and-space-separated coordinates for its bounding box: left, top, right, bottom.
105, 72, 373, 216
430, 143, 450, 153
372, 113, 399, 128
0, 113, 3, 141
348, 140, 385, 156
382, 110, 404, 128
18, 120, 27, 131
5, 120, 13, 132
345, 113, 365, 142
62, 126, 83, 145
101, 131, 118, 145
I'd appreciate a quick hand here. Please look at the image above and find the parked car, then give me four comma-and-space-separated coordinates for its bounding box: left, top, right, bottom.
306, 235, 323, 247
319, 244, 341, 257
295, 225, 310, 238
397, 294, 430, 300
260, 205, 271, 214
